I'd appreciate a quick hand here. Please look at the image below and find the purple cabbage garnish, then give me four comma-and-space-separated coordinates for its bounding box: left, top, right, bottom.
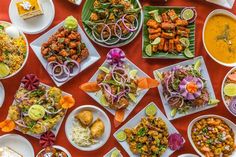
168, 133, 184, 150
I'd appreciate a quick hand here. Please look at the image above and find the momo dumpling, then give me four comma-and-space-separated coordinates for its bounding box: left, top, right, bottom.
90, 118, 104, 138
75, 110, 93, 126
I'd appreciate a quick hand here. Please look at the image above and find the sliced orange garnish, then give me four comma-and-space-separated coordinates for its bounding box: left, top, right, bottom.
0, 119, 15, 132
60, 95, 75, 109
114, 109, 125, 128
137, 78, 159, 89
80, 82, 100, 92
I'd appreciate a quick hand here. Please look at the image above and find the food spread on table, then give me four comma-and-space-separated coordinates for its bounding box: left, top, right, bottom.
191, 117, 235, 156
143, 7, 196, 58
222, 68, 236, 116
71, 110, 105, 147
15, 0, 44, 20
0, 0, 236, 157
0, 22, 27, 78
83, 0, 141, 46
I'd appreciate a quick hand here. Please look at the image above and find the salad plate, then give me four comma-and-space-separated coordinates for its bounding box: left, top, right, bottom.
142, 6, 196, 59
80, 48, 158, 123
221, 67, 236, 116
0, 21, 29, 79
114, 102, 185, 157
206, 0, 235, 9
0, 134, 34, 157
0, 82, 5, 107
6, 74, 74, 139
9, 0, 55, 34
188, 115, 236, 157
103, 147, 123, 157
154, 56, 218, 120
30, 16, 101, 87
36, 145, 72, 157
82, 0, 143, 48
65, 105, 111, 151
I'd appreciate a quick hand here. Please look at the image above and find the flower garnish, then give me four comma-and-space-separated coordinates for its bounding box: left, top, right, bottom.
60, 95, 75, 109
179, 76, 203, 100
0, 119, 15, 132
168, 133, 184, 150
106, 48, 125, 66
39, 131, 56, 148
21, 74, 40, 91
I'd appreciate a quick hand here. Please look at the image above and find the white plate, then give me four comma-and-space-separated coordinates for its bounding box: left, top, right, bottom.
153, 56, 217, 120
188, 114, 236, 157
114, 102, 185, 157
65, 105, 111, 151
36, 145, 71, 157
221, 67, 236, 116
202, 9, 236, 67
206, 0, 235, 9
30, 21, 101, 87
9, 82, 71, 139
0, 134, 34, 157
178, 154, 199, 157
0, 21, 29, 79
0, 82, 5, 107
103, 147, 123, 157
85, 58, 149, 121
9, 0, 55, 34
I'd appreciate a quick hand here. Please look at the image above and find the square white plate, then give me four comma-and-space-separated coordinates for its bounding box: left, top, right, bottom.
114, 102, 184, 157
206, 0, 235, 9
153, 56, 217, 120
30, 21, 101, 87
9, 82, 71, 139
103, 147, 123, 157
85, 58, 149, 121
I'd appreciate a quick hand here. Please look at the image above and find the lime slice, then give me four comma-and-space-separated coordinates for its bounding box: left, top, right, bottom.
116, 131, 126, 142
224, 83, 236, 97
184, 48, 194, 58
99, 66, 110, 73
208, 99, 220, 105
145, 103, 157, 116
155, 71, 163, 80
151, 37, 161, 45
111, 149, 121, 157
194, 59, 201, 71
0, 63, 10, 78
100, 95, 109, 106
179, 38, 190, 48
129, 69, 138, 78
128, 93, 137, 102
170, 108, 177, 117
145, 44, 152, 57
182, 9, 194, 21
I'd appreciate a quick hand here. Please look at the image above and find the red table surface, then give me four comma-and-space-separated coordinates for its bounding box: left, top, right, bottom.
0, 0, 236, 156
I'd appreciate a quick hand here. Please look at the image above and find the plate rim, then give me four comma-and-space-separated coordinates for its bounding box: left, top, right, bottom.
0, 82, 5, 107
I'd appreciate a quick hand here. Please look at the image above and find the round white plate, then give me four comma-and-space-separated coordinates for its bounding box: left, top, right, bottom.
36, 145, 71, 157
178, 154, 199, 157
0, 134, 34, 157
188, 115, 236, 157
221, 67, 236, 116
65, 105, 111, 151
0, 82, 5, 107
9, 0, 55, 34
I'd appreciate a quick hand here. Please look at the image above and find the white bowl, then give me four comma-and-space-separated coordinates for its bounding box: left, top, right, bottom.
0, 21, 29, 79
0, 82, 5, 107
202, 9, 236, 67
188, 115, 236, 157
0, 134, 34, 157
221, 67, 236, 116
65, 105, 111, 151
178, 154, 199, 157
36, 145, 71, 157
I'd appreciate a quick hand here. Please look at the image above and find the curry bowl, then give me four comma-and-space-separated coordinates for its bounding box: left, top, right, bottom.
188, 115, 236, 157
203, 9, 236, 67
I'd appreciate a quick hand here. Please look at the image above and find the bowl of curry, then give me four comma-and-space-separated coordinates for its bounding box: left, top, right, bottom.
188, 115, 236, 157
203, 9, 236, 67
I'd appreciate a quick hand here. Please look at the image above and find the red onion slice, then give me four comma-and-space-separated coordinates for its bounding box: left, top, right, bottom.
64, 60, 80, 77
116, 19, 134, 40
229, 98, 236, 115
122, 14, 139, 32
52, 65, 70, 83
168, 133, 184, 150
